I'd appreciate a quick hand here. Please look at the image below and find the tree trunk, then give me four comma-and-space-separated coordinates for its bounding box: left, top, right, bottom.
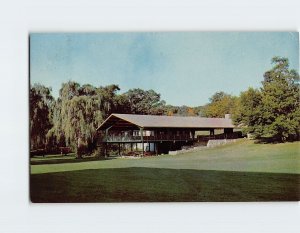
76, 137, 83, 159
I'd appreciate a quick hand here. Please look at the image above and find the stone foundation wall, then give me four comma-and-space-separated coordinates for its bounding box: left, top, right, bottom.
207, 139, 237, 148
168, 139, 237, 155
168, 145, 206, 155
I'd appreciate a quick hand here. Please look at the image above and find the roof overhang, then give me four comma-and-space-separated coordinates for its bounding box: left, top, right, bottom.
97, 113, 236, 131
97, 114, 141, 131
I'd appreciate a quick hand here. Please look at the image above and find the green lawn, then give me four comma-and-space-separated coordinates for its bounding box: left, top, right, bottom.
30, 139, 300, 202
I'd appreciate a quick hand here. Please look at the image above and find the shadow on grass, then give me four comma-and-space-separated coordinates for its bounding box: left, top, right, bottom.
253, 138, 300, 144
30, 167, 300, 202
30, 156, 116, 165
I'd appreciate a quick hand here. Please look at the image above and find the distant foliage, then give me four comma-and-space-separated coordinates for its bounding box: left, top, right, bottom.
202, 92, 239, 118
161, 105, 205, 117
124, 88, 166, 115
233, 57, 300, 142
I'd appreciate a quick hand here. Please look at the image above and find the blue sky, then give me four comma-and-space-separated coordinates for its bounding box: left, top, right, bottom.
30, 32, 299, 106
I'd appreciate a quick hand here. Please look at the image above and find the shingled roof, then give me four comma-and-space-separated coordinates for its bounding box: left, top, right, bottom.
97, 113, 235, 130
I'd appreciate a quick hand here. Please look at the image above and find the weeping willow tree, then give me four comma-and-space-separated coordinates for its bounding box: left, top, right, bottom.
46, 81, 126, 157
62, 96, 103, 157
30, 84, 54, 150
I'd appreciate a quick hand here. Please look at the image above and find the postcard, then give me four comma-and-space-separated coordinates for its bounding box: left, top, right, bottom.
29, 32, 300, 202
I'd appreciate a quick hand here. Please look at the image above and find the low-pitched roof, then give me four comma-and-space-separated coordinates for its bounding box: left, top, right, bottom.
97, 113, 235, 130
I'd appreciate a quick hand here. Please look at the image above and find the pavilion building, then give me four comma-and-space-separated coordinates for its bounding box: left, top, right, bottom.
97, 113, 236, 156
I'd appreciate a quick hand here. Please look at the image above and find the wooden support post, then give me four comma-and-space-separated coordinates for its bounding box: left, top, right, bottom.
118, 143, 120, 156
192, 130, 195, 141
140, 127, 144, 157
104, 129, 110, 157
210, 129, 215, 139
131, 143, 133, 152
155, 143, 158, 156
105, 129, 108, 140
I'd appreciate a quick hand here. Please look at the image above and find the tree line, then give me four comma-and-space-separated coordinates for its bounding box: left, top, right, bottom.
29, 82, 198, 156
30, 57, 299, 157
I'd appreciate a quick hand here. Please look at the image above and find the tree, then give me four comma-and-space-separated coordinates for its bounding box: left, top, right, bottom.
162, 105, 178, 116
232, 88, 262, 135
234, 57, 300, 142
161, 105, 205, 117
30, 84, 54, 149
78, 84, 97, 96
62, 95, 103, 158
259, 57, 299, 141
124, 88, 166, 115
114, 94, 131, 114
193, 106, 206, 116
46, 98, 65, 150
174, 106, 190, 116
59, 81, 80, 100
47, 81, 82, 151
203, 92, 238, 118
187, 107, 196, 116
47, 82, 127, 157
97, 84, 121, 118
209, 91, 228, 103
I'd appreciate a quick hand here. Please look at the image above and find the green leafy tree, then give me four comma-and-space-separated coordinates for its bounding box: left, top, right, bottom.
209, 91, 228, 103
234, 57, 299, 142
47, 81, 127, 157
259, 57, 299, 141
51, 81, 82, 149
30, 84, 54, 149
161, 105, 205, 117
162, 105, 179, 116
232, 88, 262, 135
62, 95, 103, 158
46, 98, 65, 150
124, 88, 166, 115
193, 106, 206, 116
114, 93, 131, 114
203, 92, 238, 118
97, 84, 123, 118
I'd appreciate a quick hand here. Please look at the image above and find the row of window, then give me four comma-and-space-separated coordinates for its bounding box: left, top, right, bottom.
129, 130, 192, 137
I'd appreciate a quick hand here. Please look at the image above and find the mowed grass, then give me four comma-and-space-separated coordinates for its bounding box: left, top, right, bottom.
30, 139, 300, 202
